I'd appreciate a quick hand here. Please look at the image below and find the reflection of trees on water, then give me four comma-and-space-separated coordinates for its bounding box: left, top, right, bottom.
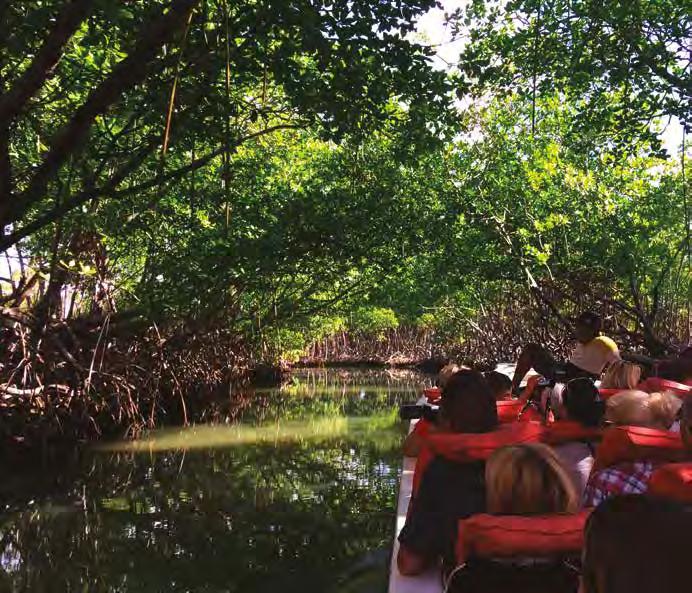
226, 367, 431, 424
0, 440, 400, 592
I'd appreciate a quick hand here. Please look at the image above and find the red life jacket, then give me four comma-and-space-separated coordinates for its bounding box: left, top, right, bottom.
424, 387, 441, 403
598, 388, 623, 400
455, 510, 592, 565
639, 377, 692, 397
593, 425, 684, 471
496, 399, 524, 423
648, 463, 692, 504
412, 422, 544, 495
541, 420, 602, 446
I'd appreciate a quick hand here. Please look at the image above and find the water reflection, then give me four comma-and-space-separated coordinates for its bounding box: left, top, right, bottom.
0, 367, 429, 592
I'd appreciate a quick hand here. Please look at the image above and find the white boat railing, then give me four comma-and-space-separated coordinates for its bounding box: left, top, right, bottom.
387, 418, 444, 593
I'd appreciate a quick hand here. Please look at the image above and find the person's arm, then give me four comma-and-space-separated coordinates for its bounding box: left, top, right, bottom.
396, 459, 447, 574
402, 431, 424, 457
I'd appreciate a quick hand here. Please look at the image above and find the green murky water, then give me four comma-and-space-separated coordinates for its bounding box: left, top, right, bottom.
0, 368, 430, 593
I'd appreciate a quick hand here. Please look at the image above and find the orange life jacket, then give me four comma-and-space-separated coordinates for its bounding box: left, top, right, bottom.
455, 510, 592, 565
597, 388, 623, 399
424, 387, 441, 403
639, 377, 692, 397
648, 463, 692, 504
412, 422, 544, 495
541, 420, 602, 446
593, 425, 684, 472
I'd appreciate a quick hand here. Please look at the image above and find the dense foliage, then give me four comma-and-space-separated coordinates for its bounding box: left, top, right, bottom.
454, 0, 690, 152
0, 1, 689, 443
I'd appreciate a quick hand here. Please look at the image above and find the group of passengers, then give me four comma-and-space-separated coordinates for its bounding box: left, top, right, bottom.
398, 311, 692, 592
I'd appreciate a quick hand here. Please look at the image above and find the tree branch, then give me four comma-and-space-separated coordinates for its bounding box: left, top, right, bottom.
113, 123, 302, 199
3, 0, 199, 229
0, 123, 301, 251
0, 0, 94, 128
0, 137, 159, 252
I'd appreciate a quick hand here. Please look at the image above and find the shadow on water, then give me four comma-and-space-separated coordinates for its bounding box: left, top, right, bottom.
0, 367, 431, 593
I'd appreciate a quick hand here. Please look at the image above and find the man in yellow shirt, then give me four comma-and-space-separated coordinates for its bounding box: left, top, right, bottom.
510, 311, 620, 394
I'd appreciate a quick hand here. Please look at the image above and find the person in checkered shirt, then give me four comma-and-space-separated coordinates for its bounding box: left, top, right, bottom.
584, 395, 692, 507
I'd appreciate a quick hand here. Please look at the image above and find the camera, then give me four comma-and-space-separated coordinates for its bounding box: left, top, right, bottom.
400, 404, 439, 423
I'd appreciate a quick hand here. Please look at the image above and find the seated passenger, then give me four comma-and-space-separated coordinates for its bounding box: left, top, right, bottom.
402, 363, 461, 456
605, 389, 681, 430
484, 370, 513, 401
551, 378, 604, 499
510, 311, 620, 394
580, 495, 691, 593
600, 360, 642, 390
485, 443, 579, 515
584, 390, 684, 507
397, 370, 498, 575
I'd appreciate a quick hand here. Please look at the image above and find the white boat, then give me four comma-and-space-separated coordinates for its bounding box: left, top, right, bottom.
388, 364, 520, 593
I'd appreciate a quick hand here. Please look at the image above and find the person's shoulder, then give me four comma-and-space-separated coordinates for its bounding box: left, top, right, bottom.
593, 335, 619, 352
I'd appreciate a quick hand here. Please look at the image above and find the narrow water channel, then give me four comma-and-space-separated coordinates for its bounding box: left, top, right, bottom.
0, 368, 431, 593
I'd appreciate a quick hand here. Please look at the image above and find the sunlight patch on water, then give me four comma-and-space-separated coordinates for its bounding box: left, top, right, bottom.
101, 412, 401, 453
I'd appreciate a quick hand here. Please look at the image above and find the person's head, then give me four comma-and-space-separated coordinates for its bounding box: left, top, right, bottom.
561, 378, 604, 427
437, 363, 460, 389
485, 443, 579, 515
441, 370, 498, 434
648, 391, 682, 430
679, 397, 692, 453
573, 311, 602, 344
600, 360, 642, 390
605, 390, 680, 430
581, 495, 690, 593
484, 370, 512, 401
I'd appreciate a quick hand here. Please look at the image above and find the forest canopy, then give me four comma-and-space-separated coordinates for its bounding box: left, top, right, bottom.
0, 0, 690, 439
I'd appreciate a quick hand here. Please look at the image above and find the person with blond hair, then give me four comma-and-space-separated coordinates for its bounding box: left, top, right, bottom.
605, 390, 681, 430
584, 390, 683, 506
485, 443, 580, 515
599, 360, 642, 390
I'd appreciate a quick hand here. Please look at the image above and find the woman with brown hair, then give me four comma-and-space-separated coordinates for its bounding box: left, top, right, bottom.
486, 443, 580, 515
397, 370, 498, 575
